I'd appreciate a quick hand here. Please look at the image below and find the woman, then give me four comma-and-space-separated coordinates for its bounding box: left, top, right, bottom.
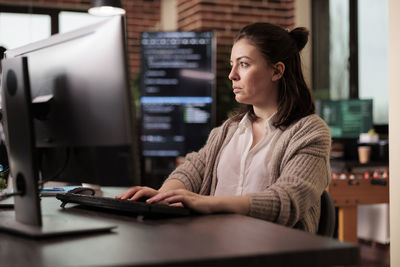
117, 23, 331, 233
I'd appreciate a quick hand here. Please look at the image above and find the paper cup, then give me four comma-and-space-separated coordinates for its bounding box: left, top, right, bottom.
358, 146, 371, 164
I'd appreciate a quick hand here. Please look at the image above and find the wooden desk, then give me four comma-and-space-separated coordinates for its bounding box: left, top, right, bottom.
0, 188, 359, 267
329, 178, 389, 243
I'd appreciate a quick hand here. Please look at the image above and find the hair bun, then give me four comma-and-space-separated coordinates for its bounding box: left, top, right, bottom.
289, 27, 309, 51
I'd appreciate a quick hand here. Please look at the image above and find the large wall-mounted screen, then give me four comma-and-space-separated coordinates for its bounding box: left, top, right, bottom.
140, 32, 215, 157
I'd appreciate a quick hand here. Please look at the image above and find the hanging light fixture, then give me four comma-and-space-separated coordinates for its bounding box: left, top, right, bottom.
88, 0, 126, 16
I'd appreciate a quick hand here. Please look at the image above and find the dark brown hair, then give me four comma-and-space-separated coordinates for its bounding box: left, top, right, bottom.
231, 23, 315, 129
0, 46, 6, 60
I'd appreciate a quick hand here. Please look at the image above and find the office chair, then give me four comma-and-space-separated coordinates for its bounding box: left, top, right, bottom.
317, 190, 336, 237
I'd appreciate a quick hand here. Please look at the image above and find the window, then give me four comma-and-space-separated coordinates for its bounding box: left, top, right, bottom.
312, 0, 388, 125
0, 5, 104, 50
358, 0, 388, 124
329, 0, 350, 100
59, 11, 105, 34
0, 12, 51, 49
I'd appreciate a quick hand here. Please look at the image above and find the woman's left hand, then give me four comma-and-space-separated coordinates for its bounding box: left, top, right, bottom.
146, 189, 215, 214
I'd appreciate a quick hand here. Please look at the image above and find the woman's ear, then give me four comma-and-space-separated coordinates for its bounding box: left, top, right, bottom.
272, 62, 285, 82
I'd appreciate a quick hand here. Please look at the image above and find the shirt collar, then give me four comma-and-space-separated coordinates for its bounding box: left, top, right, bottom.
238, 112, 277, 135
264, 113, 277, 134
238, 113, 251, 133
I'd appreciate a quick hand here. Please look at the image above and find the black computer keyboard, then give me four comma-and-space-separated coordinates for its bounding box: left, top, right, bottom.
56, 193, 192, 218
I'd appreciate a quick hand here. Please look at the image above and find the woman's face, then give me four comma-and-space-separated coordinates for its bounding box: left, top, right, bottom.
229, 39, 280, 108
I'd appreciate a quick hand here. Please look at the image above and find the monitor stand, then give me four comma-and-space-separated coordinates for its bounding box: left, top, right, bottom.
0, 56, 116, 238
0, 195, 14, 208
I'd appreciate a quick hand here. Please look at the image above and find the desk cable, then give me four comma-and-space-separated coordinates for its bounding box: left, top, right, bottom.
37, 148, 71, 191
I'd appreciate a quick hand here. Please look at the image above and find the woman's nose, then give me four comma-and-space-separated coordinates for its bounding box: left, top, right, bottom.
228, 66, 239, 81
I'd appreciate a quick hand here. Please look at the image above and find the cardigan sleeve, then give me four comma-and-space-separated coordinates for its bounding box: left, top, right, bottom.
164, 124, 224, 193
247, 115, 332, 231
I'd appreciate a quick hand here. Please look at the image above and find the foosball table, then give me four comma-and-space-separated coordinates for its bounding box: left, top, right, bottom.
328, 169, 389, 243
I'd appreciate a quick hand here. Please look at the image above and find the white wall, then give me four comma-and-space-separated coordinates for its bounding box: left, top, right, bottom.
161, 0, 178, 31
295, 0, 312, 88
389, 0, 400, 265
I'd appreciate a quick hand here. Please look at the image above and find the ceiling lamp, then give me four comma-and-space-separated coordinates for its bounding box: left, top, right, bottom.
88, 0, 126, 16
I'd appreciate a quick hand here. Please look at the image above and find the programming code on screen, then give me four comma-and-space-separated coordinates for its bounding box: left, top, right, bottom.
140, 32, 215, 157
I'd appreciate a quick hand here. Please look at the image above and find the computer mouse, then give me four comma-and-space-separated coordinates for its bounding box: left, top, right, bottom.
67, 187, 96, 196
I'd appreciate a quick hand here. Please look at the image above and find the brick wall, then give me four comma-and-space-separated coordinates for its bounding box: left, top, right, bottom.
177, 0, 295, 123
1, 0, 295, 123
123, 0, 161, 78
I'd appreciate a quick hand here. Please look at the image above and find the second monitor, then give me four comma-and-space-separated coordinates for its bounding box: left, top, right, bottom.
0, 16, 137, 237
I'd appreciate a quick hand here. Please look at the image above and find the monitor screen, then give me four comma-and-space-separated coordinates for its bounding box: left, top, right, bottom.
140, 31, 215, 157
316, 99, 373, 138
0, 16, 138, 236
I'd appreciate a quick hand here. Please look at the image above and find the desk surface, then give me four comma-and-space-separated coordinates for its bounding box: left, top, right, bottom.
0, 187, 359, 267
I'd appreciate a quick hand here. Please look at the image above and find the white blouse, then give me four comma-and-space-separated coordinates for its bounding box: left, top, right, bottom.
215, 113, 280, 196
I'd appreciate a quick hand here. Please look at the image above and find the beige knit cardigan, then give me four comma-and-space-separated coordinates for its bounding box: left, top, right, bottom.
166, 114, 332, 233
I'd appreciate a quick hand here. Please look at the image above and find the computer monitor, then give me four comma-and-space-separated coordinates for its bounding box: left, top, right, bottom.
0, 16, 138, 237
316, 99, 373, 138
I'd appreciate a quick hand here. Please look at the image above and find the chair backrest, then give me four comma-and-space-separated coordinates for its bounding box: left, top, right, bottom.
317, 190, 336, 237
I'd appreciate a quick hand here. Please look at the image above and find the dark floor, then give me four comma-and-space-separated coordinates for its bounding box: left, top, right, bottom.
359, 239, 390, 267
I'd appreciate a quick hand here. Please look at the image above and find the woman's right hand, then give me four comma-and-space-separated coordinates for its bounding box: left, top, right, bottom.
115, 186, 158, 201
